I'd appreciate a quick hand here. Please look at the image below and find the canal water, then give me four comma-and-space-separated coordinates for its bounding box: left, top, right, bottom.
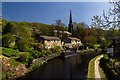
20, 52, 99, 80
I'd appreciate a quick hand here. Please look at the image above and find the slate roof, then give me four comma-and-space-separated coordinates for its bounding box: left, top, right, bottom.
68, 37, 80, 41
40, 36, 60, 40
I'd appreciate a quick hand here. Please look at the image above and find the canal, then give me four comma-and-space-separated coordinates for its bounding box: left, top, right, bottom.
19, 52, 99, 80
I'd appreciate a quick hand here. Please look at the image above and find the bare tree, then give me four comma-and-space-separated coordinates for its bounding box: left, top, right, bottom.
92, 1, 120, 30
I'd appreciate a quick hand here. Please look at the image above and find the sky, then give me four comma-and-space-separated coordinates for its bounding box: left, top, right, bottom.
3, 0, 111, 2
3, 2, 112, 26
0, 2, 1, 16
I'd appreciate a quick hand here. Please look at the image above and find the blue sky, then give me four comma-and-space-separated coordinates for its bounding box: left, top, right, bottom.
0, 2, 1, 16
3, 0, 110, 2
3, 2, 112, 26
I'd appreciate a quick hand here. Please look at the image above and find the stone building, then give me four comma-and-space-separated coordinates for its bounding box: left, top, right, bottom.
39, 36, 64, 49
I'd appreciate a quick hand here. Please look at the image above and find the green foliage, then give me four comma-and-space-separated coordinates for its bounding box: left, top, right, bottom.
41, 49, 47, 56
85, 35, 98, 46
18, 52, 30, 62
45, 50, 52, 55
29, 50, 42, 58
2, 19, 8, 31
32, 23, 56, 36
103, 54, 109, 60
2, 19, 119, 52
41, 49, 53, 56
17, 52, 34, 66
32, 43, 44, 52
2, 47, 19, 57
30, 60, 45, 70
93, 44, 100, 49
18, 52, 29, 62
2, 34, 15, 48
3, 22, 32, 37
50, 46, 61, 54
15, 39, 30, 52
2, 71, 14, 80
100, 39, 112, 49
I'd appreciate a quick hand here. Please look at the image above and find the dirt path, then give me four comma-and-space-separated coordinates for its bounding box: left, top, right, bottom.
94, 55, 103, 79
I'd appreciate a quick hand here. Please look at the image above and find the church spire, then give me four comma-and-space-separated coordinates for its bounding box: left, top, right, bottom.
68, 10, 73, 34
69, 10, 72, 24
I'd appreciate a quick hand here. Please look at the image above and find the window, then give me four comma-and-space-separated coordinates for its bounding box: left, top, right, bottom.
116, 39, 120, 43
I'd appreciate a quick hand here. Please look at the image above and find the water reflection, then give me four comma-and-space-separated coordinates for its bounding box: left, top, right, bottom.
22, 53, 98, 79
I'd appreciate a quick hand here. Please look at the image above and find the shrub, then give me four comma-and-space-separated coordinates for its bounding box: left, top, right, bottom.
41, 49, 47, 56
2, 34, 15, 48
2, 71, 14, 80
2, 47, 19, 57
50, 46, 61, 54
46, 50, 52, 55
15, 39, 30, 52
30, 61, 45, 70
29, 50, 42, 58
32, 43, 44, 52
93, 44, 100, 49
49, 48, 55, 53
17, 52, 33, 63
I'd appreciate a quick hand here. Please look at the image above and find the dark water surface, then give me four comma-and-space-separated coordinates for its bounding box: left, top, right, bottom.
20, 52, 99, 80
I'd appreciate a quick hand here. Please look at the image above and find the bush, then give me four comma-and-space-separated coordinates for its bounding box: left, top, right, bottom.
32, 43, 44, 52
2, 34, 15, 48
17, 52, 33, 63
30, 61, 45, 70
2, 71, 14, 80
93, 44, 100, 49
49, 48, 55, 53
29, 50, 42, 58
15, 39, 30, 52
41, 49, 47, 56
45, 50, 52, 55
2, 47, 19, 57
50, 46, 61, 54
41, 49, 52, 56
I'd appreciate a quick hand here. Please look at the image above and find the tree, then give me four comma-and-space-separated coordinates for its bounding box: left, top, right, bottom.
91, 1, 120, 51
54, 19, 67, 30
72, 22, 90, 44
54, 19, 66, 27
15, 39, 31, 52
2, 34, 15, 48
84, 35, 98, 47
92, 1, 120, 31
2, 19, 8, 33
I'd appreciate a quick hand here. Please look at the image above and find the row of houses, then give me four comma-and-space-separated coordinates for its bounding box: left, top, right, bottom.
37, 34, 82, 49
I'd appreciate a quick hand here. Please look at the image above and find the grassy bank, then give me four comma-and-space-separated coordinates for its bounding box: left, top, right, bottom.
87, 54, 105, 79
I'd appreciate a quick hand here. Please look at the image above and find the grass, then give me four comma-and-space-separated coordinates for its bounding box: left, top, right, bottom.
2, 47, 19, 57
87, 55, 105, 79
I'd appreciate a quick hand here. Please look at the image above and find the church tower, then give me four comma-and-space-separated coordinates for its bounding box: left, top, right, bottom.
68, 10, 73, 34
